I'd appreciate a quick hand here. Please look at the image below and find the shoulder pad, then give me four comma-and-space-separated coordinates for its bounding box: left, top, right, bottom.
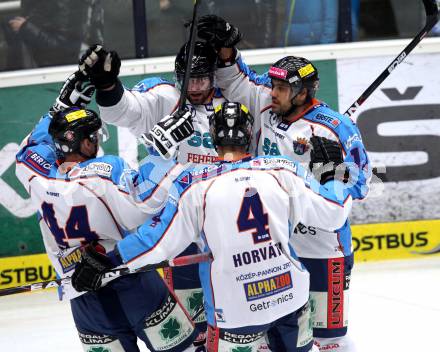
132, 77, 174, 92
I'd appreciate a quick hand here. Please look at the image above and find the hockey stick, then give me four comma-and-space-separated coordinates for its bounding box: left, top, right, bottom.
344, 0, 439, 118
0, 252, 212, 297
178, 0, 202, 113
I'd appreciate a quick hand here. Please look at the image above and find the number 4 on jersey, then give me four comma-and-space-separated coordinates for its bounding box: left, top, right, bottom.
237, 187, 271, 243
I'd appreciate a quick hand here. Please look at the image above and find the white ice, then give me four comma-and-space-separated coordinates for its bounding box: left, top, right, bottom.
1, 257, 439, 352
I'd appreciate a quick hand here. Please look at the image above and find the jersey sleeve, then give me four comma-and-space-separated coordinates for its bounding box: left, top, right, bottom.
97, 78, 179, 137
336, 117, 371, 200
15, 113, 57, 192
273, 163, 352, 232
216, 51, 272, 124
116, 183, 202, 271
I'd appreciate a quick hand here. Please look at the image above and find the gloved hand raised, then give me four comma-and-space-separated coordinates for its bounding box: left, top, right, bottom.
140, 109, 194, 160
71, 242, 113, 292
197, 14, 242, 48
79, 44, 121, 90
51, 71, 95, 113
309, 136, 347, 185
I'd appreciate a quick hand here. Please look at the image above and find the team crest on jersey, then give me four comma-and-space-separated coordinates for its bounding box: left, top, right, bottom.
214, 309, 225, 322
292, 137, 309, 155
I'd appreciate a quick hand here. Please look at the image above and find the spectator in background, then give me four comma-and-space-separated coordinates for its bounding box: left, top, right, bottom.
282, 0, 339, 46
200, 0, 278, 48
2, 0, 103, 69
282, 0, 361, 46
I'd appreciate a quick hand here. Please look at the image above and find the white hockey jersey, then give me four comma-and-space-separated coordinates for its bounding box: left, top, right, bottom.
115, 156, 352, 329
15, 114, 180, 300
215, 52, 371, 258
98, 77, 235, 165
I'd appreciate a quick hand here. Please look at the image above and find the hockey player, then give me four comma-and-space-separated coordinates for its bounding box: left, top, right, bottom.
196, 15, 371, 352
70, 102, 354, 352
77, 40, 241, 343
15, 74, 198, 352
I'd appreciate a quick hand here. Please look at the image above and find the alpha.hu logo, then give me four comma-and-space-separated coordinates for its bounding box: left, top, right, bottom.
87, 347, 111, 352
160, 317, 181, 340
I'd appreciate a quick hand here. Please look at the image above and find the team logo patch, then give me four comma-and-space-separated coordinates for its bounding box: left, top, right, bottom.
244, 272, 292, 301
292, 137, 309, 155
215, 309, 225, 322
64, 130, 75, 141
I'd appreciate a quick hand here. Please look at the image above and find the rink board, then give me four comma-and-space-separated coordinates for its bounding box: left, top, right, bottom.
0, 219, 438, 290
1, 44, 440, 259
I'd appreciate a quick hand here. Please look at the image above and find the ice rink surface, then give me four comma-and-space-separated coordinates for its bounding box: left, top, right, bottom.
1, 257, 439, 352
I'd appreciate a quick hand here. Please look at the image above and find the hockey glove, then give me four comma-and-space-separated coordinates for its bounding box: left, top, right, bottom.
79, 44, 121, 90
51, 71, 95, 113
309, 136, 348, 185
140, 109, 194, 160
197, 15, 242, 48
71, 242, 113, 292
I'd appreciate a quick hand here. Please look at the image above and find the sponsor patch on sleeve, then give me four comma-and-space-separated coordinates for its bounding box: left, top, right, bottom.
25, 150, 52, 174
314, 113, 341, 128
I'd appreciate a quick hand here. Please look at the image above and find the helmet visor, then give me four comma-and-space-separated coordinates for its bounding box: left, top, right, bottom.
175, 73, 214, 92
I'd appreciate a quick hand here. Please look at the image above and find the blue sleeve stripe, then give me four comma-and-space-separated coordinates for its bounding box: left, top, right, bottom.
136, 163, 181, 204
236, 58, 272, 89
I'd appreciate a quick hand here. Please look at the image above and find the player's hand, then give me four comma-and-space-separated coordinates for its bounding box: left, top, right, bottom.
309, 136, 347, 185
140, 109, 194, 160
79, 44, 121, 90
51, 71, 95, 113
197, 15, 242, 48
71, 242, 113, 292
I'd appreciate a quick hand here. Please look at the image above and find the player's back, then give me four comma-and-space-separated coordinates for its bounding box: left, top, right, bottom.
196, 160, 310, 328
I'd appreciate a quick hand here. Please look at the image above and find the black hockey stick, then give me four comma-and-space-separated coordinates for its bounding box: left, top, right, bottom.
0, 252, 212, 297
344, 0, 439, 118
178, 0, 202, 113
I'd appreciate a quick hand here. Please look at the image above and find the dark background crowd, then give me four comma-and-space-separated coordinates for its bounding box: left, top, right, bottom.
0, 0, 438, 71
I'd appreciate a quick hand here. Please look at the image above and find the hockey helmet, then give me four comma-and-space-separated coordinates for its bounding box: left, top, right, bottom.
49, 107, 106, 155
175, 41, 218, 87
209, 102, 254, 150
268, 56, 319, 99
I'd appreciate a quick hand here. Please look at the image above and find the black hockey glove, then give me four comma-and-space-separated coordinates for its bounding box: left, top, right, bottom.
51, 71, 95, 113
79, 44, 121, 90
197, 15, 242, 48
140, 109, 194, 160
71, 242, 113, 292
309, 136, 347, 185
